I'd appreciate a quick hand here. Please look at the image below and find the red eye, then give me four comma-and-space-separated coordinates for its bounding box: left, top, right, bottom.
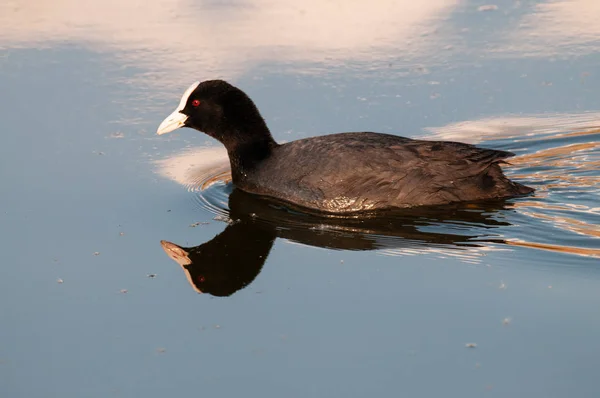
191, 99, 200, 107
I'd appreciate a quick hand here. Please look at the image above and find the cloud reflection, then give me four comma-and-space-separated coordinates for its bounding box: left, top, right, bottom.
426, 112, 600, 144
2, 0, 599, 89
0, 0, 458, 88
500, 0, 600, 57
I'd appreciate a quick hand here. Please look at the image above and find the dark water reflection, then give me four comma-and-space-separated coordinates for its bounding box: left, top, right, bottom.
162, 189, 515, 296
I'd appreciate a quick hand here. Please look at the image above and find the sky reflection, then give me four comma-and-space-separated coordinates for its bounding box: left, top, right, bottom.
0, 0, 458, 87
2, 0, 599, 93
499, 0, 600, 57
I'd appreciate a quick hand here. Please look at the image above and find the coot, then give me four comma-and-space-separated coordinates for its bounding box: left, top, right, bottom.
157, 80, 533, 214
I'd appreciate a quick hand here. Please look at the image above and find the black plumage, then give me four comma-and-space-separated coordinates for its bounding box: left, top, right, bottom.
157, 80, 534, 214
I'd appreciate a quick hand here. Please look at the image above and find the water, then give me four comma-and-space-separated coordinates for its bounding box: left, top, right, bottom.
1, 1, 599, 397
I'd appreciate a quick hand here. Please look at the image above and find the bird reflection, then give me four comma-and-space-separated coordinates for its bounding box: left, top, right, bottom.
160, 220, 275, 297
161, 188, 514, 297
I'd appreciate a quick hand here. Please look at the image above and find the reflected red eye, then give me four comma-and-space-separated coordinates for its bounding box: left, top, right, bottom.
191, 99, 201, 107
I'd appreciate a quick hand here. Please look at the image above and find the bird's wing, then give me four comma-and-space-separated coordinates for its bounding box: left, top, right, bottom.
294, 139, 515, 208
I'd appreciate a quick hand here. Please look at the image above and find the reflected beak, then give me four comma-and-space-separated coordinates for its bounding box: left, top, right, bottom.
160, 240, 192, 266
157, 109, 188, 135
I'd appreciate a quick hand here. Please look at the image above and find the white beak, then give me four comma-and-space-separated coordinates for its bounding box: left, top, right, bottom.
156, 81, 200, 135
157, 109, 188, 135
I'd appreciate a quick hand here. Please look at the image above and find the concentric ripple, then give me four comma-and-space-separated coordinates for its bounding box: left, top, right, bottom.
154, 146, 231, 218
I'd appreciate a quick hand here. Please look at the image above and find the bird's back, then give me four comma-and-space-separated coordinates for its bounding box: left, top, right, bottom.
239, 132, 533, 214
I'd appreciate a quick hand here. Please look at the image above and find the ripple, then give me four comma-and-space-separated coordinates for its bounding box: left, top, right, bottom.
440, 114, 600, 260
153, 146, 231, 218
507, 240, 600, 258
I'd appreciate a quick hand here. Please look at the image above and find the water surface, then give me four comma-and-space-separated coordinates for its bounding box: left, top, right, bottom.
1, 1, 599, 397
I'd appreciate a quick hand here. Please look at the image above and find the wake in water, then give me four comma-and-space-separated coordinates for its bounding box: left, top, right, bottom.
428, 112, 600, 259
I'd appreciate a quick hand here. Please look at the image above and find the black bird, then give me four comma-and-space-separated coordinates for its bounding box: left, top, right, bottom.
157, 80, 534, 214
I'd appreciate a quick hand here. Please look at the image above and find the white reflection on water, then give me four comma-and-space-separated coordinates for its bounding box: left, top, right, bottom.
0, 0, 458, 87
2, 0, 599, 85
154, 146, 229, 191
426, 111, 600, 144
500, 0, 600, 57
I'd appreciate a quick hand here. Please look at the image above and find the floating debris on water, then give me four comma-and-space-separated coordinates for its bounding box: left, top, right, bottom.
478, 5, 498, 12
499, 281, 507, 290
120, 289, 128, 294
147, 274, 157, 278
189, 221, 209, 227
93, 252, 100, 256
57, 278, 63, 284
157, 348, 166, 353
465, 343, 478, 348
119, 232, 125, 236
503, 317, 511, 325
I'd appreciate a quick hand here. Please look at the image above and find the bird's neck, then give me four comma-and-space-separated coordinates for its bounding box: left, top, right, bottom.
221, 128, 278, 184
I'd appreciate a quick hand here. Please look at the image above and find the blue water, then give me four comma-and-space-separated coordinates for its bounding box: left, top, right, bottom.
1, 1, 599, 397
